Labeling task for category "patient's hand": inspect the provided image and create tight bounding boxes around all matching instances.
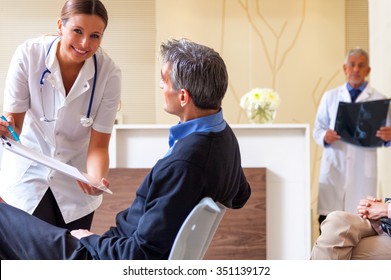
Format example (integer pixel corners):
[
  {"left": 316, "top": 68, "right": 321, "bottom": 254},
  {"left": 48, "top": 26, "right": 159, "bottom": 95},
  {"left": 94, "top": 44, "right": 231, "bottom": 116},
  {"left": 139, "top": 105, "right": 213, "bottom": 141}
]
[
  {"left": 357, "top": 196, "right": 387, "bottom": 220},
  {"left": 71, "top": 229, "right": 95, "bottom": 239}
]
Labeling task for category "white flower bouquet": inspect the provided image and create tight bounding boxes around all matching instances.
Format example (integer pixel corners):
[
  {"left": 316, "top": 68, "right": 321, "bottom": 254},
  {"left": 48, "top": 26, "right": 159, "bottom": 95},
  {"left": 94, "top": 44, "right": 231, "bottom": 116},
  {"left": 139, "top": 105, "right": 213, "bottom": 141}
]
[{"left": 240, "top": 88, "right": 281, "bottom": 124}]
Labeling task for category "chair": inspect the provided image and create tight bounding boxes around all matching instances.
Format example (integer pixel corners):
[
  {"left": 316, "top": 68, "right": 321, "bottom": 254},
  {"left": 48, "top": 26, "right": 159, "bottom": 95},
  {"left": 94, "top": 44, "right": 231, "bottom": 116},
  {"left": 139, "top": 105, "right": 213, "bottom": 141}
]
[{"left": 168, "top": 197, "right": 226, "bottom": 260}]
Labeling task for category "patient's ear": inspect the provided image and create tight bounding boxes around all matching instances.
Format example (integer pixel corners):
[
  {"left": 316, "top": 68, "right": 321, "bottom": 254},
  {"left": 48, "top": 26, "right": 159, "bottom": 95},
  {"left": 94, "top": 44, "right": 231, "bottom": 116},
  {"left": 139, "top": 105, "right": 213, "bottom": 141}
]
[{"left": 179, "top": 89, "right": 191, "bottom": 106}]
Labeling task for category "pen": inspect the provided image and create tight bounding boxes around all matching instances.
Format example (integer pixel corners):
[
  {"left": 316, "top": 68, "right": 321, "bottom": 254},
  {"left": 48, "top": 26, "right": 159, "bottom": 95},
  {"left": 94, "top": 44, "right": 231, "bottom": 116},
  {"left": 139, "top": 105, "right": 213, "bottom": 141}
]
[{"left": 1, "top": 115, "right": 20, "bottom": 142}]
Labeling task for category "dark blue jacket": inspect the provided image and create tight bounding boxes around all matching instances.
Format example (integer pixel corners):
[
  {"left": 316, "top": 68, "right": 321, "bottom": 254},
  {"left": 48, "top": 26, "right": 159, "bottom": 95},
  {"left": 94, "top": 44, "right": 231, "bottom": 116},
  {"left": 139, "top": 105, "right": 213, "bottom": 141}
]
[{"left": 80, "top": 125, "right": 251, "bottom": 259}]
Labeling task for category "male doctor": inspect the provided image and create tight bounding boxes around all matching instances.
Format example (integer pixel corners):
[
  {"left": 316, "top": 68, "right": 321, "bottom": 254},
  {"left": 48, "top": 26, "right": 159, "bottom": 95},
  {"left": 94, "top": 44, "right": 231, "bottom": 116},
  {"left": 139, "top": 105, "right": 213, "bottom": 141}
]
[{"left": 313, "top": 48, "right": 391, "bottom": 228}]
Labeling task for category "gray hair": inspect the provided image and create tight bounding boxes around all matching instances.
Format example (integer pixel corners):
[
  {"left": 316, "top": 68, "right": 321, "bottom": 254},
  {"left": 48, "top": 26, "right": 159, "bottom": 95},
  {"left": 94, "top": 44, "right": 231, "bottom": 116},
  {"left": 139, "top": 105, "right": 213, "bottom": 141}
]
[
  {"left": 159, "top": 38, "right": 228, "bottom": 110},
  {"left": 344, "top": 48, "right": 369, "bottom": 65}
]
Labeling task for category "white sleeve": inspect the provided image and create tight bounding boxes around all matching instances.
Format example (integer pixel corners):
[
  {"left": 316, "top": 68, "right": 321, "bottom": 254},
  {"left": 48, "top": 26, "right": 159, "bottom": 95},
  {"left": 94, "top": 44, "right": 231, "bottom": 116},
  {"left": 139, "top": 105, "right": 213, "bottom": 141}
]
[{"left": 3, "top": 43, "right": 31, "bottom": 113}]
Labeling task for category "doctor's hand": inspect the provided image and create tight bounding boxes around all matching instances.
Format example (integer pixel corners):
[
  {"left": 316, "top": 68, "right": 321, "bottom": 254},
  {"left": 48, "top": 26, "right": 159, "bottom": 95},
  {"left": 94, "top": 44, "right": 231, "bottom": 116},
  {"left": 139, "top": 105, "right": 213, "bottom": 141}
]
[
  {"left": 77, "top": 177, "right": 110, "bottom": 196},
  {"left": 357, "top": 196, "right": 387, "bottom": 220},
  {"left": 324, "top": 129, "right": 340, "bottom": 144},
  {"left": 376, "top": 126, "right": 391, "bottom": 142},
  {"left": 0, "top": 115, "right": 16, "bottom": 138}
]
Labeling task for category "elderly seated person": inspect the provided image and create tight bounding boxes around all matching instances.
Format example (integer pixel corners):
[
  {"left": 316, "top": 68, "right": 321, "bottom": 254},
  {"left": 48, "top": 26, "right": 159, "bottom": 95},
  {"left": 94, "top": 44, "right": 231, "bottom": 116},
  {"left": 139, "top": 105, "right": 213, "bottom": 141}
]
[{"left": 310, "top": 196, "right": 391, "bottom": 259}]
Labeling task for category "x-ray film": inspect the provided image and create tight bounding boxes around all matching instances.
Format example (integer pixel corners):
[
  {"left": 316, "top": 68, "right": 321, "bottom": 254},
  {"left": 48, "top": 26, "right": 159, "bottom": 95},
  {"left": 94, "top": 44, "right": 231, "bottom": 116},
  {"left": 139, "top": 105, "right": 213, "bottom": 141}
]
[{"left": 334, "top": 99, "right": 391, "bottom": 147}]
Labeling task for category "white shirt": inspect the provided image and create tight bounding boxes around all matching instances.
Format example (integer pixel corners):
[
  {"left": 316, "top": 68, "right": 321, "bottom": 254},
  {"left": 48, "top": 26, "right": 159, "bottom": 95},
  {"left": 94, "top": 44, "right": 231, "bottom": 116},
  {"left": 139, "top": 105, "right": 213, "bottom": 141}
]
[{"left": 0, "top": 35, "right": 121, "bottom": 223}]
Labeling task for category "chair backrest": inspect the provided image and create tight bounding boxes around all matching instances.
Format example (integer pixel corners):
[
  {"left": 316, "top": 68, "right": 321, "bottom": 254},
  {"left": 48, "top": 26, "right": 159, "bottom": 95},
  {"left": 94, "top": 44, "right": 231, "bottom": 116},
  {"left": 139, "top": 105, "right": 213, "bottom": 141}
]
[{"left": 168, "top": 197, "right": 226, "bottom": 260}]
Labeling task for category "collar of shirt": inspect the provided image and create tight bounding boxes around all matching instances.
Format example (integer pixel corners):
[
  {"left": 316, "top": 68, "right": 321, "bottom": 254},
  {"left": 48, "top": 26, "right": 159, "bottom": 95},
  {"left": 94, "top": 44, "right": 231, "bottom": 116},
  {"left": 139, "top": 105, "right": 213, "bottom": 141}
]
[
  {"left": 346, "top": 81, "right": 368, "bottom": 92},
  {"left": 44, "top": 36, "right": 61, "bottom": 76},
  {"left": 167, "top": 108, "right": 226, "bottom": 150}
]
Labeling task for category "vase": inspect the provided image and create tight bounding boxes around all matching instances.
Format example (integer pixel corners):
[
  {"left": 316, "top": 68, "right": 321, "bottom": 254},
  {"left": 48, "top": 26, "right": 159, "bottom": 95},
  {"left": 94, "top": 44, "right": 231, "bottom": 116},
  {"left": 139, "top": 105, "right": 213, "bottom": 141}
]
[{"left": 246, "top": 109, "right": 277, "bottom": 124}]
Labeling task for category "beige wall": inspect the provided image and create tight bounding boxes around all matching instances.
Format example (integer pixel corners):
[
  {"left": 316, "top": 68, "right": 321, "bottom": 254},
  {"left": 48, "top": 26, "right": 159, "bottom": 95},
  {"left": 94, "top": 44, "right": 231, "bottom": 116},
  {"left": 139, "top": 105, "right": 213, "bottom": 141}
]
[
  {"left": 155, "top": 0, "right": 346, "bottom": 126},
  {"left": 156, "top": 0, "right": 346, "bottom": 243}
]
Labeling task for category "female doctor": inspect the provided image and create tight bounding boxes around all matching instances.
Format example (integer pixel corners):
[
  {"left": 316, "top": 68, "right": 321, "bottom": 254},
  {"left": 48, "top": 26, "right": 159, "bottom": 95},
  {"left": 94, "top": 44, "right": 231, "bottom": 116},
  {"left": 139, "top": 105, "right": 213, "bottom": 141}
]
[{"left": 0, "top": 0, "right": 121, "bottom": 230}]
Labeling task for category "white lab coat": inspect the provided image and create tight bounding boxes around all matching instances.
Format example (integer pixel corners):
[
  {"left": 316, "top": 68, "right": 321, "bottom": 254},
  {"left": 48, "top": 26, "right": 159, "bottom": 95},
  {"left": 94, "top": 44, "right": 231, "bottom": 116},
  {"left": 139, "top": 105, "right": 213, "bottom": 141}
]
[
  {"left": 0, "top": 35, "right": 121, "bottom": 223},
  {"left": 313, "top": 83, "right": 390, "bottom": 215}
]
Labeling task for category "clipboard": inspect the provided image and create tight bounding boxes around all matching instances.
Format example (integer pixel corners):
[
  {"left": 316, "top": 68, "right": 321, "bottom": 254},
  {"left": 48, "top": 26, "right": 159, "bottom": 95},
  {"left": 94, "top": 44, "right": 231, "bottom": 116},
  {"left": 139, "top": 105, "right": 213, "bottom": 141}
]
[{"left": 0, "top": 136, "right": 112, "bottom": 194}]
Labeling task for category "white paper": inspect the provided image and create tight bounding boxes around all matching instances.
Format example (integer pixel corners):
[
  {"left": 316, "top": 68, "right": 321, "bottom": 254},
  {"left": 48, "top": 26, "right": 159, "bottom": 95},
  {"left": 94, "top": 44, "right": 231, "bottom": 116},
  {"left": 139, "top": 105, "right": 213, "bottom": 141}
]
[{"left": 1, "top": 137, "right": 112, "bottom": 194}]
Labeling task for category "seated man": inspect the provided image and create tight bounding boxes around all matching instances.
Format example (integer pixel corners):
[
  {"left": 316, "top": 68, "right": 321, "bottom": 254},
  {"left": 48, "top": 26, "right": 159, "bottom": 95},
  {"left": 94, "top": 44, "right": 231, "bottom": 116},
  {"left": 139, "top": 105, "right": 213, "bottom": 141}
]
[
  {"left": 0, "top": 38, "right": 251, "bottom": 260},
  {"left": 310, "top": 196, "right": 391, "bottom": 259}
]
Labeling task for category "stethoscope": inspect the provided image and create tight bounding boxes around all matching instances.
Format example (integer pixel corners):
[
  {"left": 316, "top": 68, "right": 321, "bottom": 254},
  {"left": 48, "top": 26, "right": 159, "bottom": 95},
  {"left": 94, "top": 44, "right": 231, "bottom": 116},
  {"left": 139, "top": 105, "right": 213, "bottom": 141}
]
[{"left": 39, "top": 37, "right": 97, "bottom": 127}]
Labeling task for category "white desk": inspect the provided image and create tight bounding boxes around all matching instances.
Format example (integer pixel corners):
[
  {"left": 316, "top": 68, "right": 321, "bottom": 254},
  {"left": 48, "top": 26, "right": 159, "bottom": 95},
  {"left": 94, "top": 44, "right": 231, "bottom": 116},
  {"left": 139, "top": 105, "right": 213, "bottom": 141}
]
[{"left": 109, "top": 124, "right": 311, "bottom": 260}]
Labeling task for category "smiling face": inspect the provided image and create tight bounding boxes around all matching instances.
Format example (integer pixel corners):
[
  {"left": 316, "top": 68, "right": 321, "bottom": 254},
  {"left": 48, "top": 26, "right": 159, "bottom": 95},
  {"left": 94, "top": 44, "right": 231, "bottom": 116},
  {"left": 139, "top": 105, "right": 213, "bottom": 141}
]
[{"left": 57, "top": 13, "right": 105, "bottom": 65}]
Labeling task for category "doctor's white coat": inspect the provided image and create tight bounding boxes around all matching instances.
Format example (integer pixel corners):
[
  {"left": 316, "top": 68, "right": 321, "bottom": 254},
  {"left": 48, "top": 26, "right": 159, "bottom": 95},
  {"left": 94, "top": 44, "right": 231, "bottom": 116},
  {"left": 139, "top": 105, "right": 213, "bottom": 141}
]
[
  {"left": 0, "top": 36, "right": 121, "bottom": 223},
  {"left": 313, "top": 83, "right": 390, "bottom": 215}
]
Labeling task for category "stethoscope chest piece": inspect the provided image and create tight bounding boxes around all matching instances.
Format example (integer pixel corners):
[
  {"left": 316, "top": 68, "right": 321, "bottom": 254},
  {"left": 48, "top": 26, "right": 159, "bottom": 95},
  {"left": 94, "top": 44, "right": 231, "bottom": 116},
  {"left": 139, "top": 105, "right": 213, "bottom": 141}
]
[{"left": 80, "top": 116, "right": 94, "bottom": 127}]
